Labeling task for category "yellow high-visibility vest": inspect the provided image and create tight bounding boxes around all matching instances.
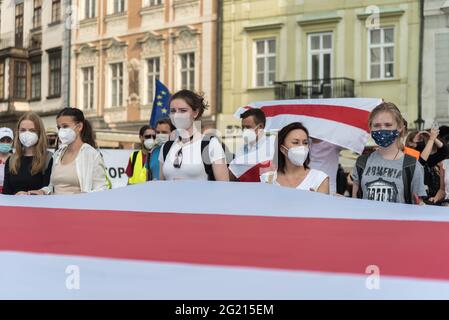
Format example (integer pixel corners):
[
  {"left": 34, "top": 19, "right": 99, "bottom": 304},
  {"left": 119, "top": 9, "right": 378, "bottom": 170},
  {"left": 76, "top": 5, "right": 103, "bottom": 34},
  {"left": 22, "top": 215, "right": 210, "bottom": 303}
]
[{"left": 128, "top": 150, "right": 147, "bottom": 185}]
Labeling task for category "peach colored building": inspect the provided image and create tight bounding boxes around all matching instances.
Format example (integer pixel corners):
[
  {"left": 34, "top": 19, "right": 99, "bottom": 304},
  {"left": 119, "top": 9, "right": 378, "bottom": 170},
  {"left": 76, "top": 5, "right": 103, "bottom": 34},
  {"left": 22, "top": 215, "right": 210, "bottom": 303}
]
[{"left": 71, "top": 0, "right": 218, "bottom": 148}]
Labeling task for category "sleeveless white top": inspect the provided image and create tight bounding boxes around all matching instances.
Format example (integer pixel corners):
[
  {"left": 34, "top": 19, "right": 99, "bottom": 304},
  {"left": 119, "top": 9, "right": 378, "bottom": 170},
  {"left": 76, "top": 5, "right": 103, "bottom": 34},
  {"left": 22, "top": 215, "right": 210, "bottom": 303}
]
[{"left": 260, "top": 169, "right": 328, "bottom": 191}]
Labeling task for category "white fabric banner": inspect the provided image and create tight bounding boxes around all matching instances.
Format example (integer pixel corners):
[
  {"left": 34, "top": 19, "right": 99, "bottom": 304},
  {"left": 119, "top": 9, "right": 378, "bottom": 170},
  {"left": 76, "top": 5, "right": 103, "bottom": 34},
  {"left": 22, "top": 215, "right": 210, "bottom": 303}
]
[
  {"left": 100, "top": 149, "right": 134, "bottom": 188},
  {"left": 1, "top": 182, "right": 449, "bottom": 299}
]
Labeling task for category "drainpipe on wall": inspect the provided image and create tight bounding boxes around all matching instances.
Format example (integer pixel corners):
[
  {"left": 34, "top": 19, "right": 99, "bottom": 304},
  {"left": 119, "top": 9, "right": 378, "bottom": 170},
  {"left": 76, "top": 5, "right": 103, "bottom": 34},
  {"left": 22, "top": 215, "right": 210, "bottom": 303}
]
[
  {"left": 415, "top": 0, "right": 425, "bottom": 130},
  {"left": 62, "top": 0, "right": 72, "bottom": 108},
  {"left": 215, "top": 0, "right": 223, "bottom": 122}
]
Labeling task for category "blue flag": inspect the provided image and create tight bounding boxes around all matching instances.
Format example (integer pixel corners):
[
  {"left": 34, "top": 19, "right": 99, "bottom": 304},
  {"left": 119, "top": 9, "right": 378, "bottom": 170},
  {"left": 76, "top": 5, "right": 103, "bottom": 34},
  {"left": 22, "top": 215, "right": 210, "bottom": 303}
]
[{"left": 149, "top": 79, "right": 171, "bottom": 128}]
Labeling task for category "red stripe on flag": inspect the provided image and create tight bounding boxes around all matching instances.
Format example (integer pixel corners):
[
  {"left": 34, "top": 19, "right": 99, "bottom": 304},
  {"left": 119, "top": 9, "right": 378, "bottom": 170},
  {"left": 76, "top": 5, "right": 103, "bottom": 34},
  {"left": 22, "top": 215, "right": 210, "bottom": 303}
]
[
  {"left": 237, "top": 161, "right": 272, "bottom": 182},
  {"left": 1, "top": 206, "right": 449, "bottom": 281},
  {"left": 251, "top": 104, "right": 370, "bottom": 131}
]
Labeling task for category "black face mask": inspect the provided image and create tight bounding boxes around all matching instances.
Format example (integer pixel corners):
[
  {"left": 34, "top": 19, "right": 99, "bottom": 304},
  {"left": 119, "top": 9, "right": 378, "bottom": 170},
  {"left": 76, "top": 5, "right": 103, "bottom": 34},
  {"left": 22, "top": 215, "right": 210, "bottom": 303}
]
[{"left": 416, "top": 141, "right": 426, "bottom": 152}]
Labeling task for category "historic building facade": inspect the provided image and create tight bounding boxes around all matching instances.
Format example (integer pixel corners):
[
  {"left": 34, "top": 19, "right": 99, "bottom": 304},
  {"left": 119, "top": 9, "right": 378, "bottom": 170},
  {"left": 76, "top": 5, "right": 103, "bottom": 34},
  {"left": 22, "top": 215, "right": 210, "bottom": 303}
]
[
  {"left": 218, "top": 0, "right": 421, "bottom": 135},
  {"left": 0, "top": 0, "right": 70, "bottom": 130},
  {"left": 71, "top": 0, "right": 218, "bottom": 147}
]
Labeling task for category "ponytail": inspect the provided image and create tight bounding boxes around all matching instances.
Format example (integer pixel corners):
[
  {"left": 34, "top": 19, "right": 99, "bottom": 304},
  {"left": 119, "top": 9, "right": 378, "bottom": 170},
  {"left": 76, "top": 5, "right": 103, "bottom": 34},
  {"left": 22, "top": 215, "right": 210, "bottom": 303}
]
[{"left": 81, "top": 119, "right": 97, "bottom": 148}]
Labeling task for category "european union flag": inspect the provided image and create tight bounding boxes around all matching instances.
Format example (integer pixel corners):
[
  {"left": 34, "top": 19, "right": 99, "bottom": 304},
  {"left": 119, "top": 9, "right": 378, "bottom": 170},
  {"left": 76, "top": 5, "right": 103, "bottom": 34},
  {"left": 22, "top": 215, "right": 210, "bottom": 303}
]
[{"left": 149, "top": 79, "right": 171, "bottom": 128}]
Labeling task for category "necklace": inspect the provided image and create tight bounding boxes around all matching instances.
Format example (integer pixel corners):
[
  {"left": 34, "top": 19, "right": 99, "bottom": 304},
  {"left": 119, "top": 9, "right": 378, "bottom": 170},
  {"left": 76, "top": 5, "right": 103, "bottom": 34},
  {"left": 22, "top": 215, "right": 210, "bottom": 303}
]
[{"left": 393, "top": 149, "right": 401, "bottom": 160}]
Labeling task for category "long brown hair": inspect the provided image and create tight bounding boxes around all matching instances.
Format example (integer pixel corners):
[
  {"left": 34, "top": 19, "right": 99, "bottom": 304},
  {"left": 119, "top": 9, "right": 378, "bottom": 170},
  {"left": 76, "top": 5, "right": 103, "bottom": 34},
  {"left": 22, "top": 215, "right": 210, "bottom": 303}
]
[
  {"left": 275, "top": 122, "right": 311, "bottom": 174},
  {"left": 10, "top": 112, "right": 48, "bottom": 175}
]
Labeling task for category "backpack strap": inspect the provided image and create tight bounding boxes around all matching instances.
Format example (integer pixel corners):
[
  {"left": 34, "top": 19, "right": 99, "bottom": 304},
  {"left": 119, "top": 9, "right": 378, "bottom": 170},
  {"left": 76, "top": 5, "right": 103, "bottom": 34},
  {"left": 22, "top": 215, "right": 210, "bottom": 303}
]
[
  {"left": 162, "top": 141, "right": 175, "bottom": 162},
  {"left": 200, "top": 138, "right": 215, "bottom": 181},
  {"left": 355, "top": 154, "right": 370, "bottom": 199},
  {"left": 402, "top": 154, "right": 417, "bottom": 204},
  {"left": 131, "top": 150, "right": 139, "bottom": 167}
]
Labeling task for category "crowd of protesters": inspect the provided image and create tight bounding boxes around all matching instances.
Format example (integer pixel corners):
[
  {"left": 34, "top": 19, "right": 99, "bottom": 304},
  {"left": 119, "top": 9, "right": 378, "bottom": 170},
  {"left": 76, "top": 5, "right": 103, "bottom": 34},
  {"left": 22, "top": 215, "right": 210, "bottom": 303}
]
[{"left": 2, "top": 89, "right": 449, "bottom": 207}]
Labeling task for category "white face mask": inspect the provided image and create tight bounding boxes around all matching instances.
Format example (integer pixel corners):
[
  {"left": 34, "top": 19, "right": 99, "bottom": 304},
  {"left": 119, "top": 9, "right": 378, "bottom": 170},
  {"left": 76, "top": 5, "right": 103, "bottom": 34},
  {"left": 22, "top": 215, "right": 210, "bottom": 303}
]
[
  {"left": 156, "top": 134, "right": 169, "bottom": 145},
  {"left": 242, "top": 129, "right": 258, "bottom": 145},
  {"left": 284, "top": 145, "right": 309, "bottom": 167},
  {"left": 170, "top": 113, "right": 193, "bottom": 130},
  {"left": 19, "top": 131, "right": 39, "bottom": 148},
  {"left": 58, "top": 127, "right": 77, "bottom": 145},
  {"left": 144, "top": 138, "right": 155, "bottom": 150}
]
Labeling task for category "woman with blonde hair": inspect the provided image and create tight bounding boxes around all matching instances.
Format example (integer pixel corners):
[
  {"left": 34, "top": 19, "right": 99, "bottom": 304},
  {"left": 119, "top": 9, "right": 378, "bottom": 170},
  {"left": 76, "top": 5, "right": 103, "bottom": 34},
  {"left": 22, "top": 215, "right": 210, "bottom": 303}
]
[
  {"left": 351, "top": 102, "right": 426, "bottom": 205},
  {"left": 2, "top": 112, "right": 53, "bottom": 195}
]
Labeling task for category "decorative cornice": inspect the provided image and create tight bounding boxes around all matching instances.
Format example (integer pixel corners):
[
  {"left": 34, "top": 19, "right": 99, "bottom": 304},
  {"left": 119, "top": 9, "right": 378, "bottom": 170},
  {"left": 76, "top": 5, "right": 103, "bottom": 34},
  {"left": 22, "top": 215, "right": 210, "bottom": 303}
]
[
  {"left": 357, "top": 7, "right": 405, "bottom": 20},
  {"left": 297, "top": 12, "right": 342, "bottom": 26},
  {"left": 244, "top": 23, "right": 284, "bottom": 32}
]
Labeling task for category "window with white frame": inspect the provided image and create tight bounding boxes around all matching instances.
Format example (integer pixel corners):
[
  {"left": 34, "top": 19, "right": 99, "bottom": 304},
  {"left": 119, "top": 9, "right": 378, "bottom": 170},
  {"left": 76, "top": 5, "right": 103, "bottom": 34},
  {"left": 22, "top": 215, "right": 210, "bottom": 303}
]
[
  {"left": 147, "top": 57, "right": 160, "bottom": 103},
  {"left": 254, "top": 39, "right": 276, "bottom": 87},
  {"left": 368, "top": 27, "right": 395, "bottom": 80},
  {"left": 82, "top": 67, "right": 94, "bottom": 110},
  {"left": 110, "top": 0, "right": 125, "bottom": 14},
  {"left": 143, "top": 0, "right": 163, "bottom": 7},
  {"left": 308, "top": 32, "right": 332, "bottom": 80},
  {"left": 179, "top": 53, "right": 195, "bottom": 90},
  {"left": 84, "top": 0, "right": 96, "bottom": 19},
  {"left": 110, "top": 63, "right": 123, "bottom": 107}
]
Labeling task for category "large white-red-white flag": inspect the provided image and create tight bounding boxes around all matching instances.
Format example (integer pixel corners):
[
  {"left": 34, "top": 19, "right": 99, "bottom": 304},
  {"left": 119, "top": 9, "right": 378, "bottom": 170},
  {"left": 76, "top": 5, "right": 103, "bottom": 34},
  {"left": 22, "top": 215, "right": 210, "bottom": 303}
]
[
  {"left": 230, "top": 98, "right": 382, "bottom": 182},
  {"left": 1, "top": 181, "right": 449, "bottom": 299}
]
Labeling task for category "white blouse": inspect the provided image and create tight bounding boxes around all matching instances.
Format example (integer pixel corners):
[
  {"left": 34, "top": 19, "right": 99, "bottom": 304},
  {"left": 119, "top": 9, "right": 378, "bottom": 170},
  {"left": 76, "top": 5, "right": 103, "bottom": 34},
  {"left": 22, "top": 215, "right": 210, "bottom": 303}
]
[
  {"left": 260, "top": 169, "right": 328, "bottom": 191},
  {"left": 159, "top": 136, "right": 226, "bottom": 181}
]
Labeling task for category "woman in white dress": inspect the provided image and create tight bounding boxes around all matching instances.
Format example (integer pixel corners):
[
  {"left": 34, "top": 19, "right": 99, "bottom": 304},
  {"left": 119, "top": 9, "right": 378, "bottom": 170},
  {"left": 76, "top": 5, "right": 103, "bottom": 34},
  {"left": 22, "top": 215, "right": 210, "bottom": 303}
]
[{"left": 260, "top": 122, "right": 329, "bottom": 194}]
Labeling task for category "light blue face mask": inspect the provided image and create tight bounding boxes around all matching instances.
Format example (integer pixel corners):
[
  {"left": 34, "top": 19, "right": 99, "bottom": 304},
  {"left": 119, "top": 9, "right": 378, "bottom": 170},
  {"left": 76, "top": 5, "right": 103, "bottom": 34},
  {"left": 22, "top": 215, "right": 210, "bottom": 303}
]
[{"left": 0, "top": 143, "right": 12, "bottom": 154}]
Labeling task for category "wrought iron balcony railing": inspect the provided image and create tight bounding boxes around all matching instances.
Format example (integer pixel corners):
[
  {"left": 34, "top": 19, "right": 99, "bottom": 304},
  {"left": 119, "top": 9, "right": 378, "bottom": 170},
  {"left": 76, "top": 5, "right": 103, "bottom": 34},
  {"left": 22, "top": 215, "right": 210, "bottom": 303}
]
[{"left": 274, "top": 78, "right": 355, "bottom": 100}]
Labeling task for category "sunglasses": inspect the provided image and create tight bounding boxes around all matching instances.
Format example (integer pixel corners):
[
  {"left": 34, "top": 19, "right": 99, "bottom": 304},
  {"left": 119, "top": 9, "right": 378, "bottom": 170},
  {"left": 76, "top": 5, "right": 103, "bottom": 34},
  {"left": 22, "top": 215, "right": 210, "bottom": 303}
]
[
  {"left": 144, "top": 134, "right": 156, "bottom": 140},
  {"left": 173, "top": 148, "right": 183, "bottom": 169}
]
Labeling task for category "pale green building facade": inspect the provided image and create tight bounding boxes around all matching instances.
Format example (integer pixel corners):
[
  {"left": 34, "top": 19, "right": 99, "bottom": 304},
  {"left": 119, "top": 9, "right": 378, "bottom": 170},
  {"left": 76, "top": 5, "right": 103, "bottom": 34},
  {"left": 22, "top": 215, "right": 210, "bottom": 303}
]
[{"left": 218, "top": 0, "right": 420, "bottom": 135}]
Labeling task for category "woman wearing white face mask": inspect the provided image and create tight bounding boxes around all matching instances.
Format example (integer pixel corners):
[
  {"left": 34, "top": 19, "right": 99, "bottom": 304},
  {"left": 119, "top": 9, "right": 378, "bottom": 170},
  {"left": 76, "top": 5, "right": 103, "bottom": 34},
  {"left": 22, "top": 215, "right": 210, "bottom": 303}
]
[
  {"left": 159, "top": 90, "right": 229, "bottom": 181},
  {"left": 2, "top": 112, "right": 53, "bottom": 195},
  {"left": 28, "top": 107, "right": 109, "bottom": 195},
  {"left": 260, "top": 122, "right": 330, "bottom": 194}
]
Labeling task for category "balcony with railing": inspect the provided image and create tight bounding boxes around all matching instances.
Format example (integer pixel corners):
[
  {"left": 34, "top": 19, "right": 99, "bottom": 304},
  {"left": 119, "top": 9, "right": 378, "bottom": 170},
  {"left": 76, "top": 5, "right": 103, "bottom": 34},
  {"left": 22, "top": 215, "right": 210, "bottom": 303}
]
[{"left": 274, "top": 78, "right": 355, "bottom": 100}]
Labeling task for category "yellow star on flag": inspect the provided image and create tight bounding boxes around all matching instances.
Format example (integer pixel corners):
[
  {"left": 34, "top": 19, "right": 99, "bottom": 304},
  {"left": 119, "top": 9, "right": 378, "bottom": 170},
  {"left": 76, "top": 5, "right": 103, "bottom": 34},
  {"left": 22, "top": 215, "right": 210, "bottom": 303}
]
[
  {"left": 161, "top": 91, "right": 167, "bottom": 95},
  {"left": 157, "top": 101, "right": 163, "bottom": 107},
  {"left": 157, "top": 95, "right": 163, "bottom": 100},
  {"left": 162, "top": 108, "right": 168, "bottom": 114}
]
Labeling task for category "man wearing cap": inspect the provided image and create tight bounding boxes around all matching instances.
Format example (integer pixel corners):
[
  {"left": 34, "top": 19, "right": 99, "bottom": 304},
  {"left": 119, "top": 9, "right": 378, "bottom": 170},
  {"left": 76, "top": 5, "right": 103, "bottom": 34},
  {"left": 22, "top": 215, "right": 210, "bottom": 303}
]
[
  {"left": 0, "top": 127, "right": 14, "bottom": 193},
  {"left": 46, "top": 128, "right": 59, "bottom": 149}
]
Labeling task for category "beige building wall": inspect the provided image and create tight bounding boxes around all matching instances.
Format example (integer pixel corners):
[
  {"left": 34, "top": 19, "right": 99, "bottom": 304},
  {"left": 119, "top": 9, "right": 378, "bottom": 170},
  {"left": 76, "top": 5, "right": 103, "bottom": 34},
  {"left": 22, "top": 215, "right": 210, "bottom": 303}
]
[{"left": 70, "top": 0, "right": 218, "bottom": 147}]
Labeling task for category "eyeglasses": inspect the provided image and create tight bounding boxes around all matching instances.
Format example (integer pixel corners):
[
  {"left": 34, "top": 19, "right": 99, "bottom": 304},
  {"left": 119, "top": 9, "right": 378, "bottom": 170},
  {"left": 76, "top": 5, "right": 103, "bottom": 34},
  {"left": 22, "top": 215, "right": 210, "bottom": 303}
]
[{"left": 173, "top": 148, "right": 183, "bottom": 169}]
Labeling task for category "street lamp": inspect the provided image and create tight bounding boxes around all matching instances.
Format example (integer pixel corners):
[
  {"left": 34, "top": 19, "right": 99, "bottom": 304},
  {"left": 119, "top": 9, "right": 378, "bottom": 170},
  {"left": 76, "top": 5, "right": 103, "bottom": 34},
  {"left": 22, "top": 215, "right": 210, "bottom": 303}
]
[
  {"left": 414, "top": 118, "right": 425, "bottom": 131},
  {"left": 416, "top": 0, "right": 425, "bottom": 132}
]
